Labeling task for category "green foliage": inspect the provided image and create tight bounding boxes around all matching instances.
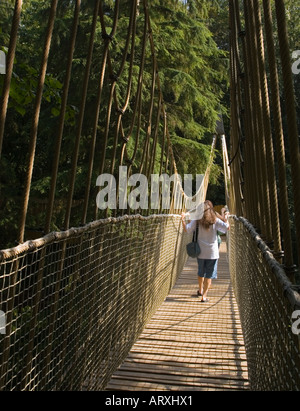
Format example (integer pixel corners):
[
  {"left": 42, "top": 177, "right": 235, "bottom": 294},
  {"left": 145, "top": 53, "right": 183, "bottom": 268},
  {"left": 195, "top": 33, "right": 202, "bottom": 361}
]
[
  {"left": 149, "top": 0, "right": 229, "bottom": 142},
  {"left": 171, "top": 134, "right": 212, "bottom": 175},
  {"left": 145, "top": 0, "right": 229, "bottom": 205},
  {"left": 0, "top": 0, "right": 230, "bottom": 248}
]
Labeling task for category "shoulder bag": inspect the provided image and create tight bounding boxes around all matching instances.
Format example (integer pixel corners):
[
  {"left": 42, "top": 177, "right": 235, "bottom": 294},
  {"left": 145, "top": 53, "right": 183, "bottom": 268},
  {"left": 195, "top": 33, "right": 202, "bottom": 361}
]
[{"left": 186, "top": 222, "right": 201, "bottom": 258}]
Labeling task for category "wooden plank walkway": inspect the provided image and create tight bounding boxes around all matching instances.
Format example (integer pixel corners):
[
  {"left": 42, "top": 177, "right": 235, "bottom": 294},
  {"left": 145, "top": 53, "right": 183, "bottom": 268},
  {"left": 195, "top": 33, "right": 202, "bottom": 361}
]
[{"left": 106, "top": 240, "right": 249, "bottom": 391}]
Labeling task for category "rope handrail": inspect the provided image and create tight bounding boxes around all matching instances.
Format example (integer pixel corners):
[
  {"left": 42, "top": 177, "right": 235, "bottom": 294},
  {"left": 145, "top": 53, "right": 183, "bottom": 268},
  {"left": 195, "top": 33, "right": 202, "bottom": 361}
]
[{"left": 0, "top": 213, "right": 181, "bottom": 262}]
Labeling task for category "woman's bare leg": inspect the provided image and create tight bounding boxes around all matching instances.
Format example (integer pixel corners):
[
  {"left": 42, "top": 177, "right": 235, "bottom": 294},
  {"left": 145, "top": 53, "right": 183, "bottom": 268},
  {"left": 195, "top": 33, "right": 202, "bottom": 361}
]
[
  {"left": 202, "top": 278, "right": 212, "bottom": 301},
  {"left": 198, "top": 276, "right": 204, "bottom": 296}
]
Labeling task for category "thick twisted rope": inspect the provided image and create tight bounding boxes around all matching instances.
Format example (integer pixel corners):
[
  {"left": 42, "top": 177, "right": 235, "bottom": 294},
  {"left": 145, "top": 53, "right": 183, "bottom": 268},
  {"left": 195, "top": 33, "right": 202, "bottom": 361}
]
[
  {"left": 275, "top": 0, "right": 300, "bottom": 265},
  {"left": 262, "top": 0, "right": 295, "bottom": 276},
  {"left": 0, "top": 0, "right": 23, "bottom": 158}
]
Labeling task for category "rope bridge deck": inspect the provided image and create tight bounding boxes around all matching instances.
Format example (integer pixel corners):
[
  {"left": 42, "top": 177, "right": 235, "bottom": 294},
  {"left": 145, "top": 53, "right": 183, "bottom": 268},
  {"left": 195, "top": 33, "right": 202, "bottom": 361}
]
[{"left": 106, "top": 240, "right": 249, "bottom": 391}]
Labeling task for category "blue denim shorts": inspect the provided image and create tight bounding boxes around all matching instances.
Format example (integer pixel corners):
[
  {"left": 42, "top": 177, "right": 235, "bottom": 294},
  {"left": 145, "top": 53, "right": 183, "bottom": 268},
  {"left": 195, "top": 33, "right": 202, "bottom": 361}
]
[{"left": 197, "top": 258, "right": 218, "bottom": 279}]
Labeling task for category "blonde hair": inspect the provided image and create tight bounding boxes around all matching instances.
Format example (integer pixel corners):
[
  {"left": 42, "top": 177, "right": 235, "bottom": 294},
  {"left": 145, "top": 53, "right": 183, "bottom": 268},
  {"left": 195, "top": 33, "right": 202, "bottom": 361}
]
[{"left": 199, "top": 200, "right": 217, "bottom": 230}]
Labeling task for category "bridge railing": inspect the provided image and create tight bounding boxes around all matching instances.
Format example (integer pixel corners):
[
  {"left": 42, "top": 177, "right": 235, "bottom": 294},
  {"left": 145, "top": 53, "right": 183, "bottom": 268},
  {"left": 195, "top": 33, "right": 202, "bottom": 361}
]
[
  {"left": 0, "top": 214, "right": 189, "bottom": 391},
  {"left": 229, "top": 216, "right": 300, "bottom": 390}
]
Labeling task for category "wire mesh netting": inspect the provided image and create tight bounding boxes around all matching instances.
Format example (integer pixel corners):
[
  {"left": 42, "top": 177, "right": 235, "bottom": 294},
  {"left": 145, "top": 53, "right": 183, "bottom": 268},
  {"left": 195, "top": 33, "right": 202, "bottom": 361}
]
[
  {"left": 229, "top": 217, "right": 300, "bottom": 390},
  {"left": 0, "top": 214, "right": 189, "bottom": 390}
]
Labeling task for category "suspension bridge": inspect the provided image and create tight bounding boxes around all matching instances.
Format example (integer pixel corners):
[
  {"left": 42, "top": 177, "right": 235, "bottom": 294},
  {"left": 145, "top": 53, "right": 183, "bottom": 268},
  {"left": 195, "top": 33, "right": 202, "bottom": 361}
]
[{"left": 0, "top": 0, "right": 300, "bottom": 391}]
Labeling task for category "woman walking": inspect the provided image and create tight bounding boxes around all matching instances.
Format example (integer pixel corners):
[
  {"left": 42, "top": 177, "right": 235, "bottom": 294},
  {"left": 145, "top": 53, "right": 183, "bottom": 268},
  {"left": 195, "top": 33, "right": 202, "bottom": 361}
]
[{"left": 181, "top": 201, "right": 229, "bottom": 302}]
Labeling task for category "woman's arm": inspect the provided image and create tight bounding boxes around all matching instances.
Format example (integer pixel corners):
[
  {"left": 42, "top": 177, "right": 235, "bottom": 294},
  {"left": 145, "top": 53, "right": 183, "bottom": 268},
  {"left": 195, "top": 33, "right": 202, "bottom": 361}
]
[
  {"left": 216, "top": 207, "right": 229, "bottom": 223},
  {"left": 215, "top": 217, "right": 229, "bottom": 233},
  {"left": 181, "top": 213, "right": 196, "bottom": 233},
  {"left": 181, "top": 213, "right": 188, "bottom": 232}
]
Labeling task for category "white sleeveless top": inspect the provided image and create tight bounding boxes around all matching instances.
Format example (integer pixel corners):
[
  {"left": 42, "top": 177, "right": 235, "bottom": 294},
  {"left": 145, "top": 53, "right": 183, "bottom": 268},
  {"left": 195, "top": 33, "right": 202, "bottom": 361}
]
[{"left": 186, "top": 218, "right": 229, "bottom": 260}]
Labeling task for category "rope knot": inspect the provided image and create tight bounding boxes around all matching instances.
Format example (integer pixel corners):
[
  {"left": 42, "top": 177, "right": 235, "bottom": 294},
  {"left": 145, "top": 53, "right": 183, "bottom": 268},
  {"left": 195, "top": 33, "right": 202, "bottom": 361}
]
[
  {"left": 102, "top": 32, "right": 113, "bottom": 41},
  {"left": 109, "top": 73, "right": 119, "bottom": 82},
  {"left": 116, "top": 107, "right": 125, "bottom": 115}
]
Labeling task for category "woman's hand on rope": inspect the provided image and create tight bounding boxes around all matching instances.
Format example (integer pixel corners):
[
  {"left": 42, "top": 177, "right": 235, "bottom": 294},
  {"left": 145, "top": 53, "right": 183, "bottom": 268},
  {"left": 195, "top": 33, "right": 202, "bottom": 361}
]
[
  {"left": 181, "top": 213, "right": 188, "bottom": 232},
  {"left": 221, "top": 208, "right": 229, "bottom": 222}
]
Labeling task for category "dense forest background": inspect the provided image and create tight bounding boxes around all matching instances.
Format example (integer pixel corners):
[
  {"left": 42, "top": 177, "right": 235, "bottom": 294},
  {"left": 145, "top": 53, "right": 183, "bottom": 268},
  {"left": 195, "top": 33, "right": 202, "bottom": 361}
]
[{"left": 0, "top": 0, "right": 299, "bottom": 249}]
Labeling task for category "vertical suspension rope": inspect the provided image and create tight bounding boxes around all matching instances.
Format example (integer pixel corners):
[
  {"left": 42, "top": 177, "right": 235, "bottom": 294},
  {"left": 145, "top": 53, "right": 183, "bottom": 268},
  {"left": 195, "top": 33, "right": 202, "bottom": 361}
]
[
  {"left": 17, "top": 0, "right": 58, "bottom": 244},
  {"left": 233, "top": 0, "right": 256, "bottom": 223},
  {"left": 145, "top": 1, "right": 166, "bottom": 182},
  {"left": 63, "top": 0, "right": 101, "bottom": 230},
  {"left": 97, "top": 1, "right": 120, "bottom": 180},
  {"left": 0, "top": 0, "right": 23, "bottom": 159},
  {"left": 108, "top": 0, "right": 137, "bottom": 178},
  {"left": 139, "top": 51, "right": 156, "bottom": 176},
  {"left": 275, "top": 0, "right": 300, "bottom": 265},
  {"left": 233, "top": 0, "right": 257, "bottom": 226},
  {"left": 229, "top": 0, "right": 243, "bottom": 216},
  {"left": 243, "top": 0, "right": 263, "bottom": 228},
  {"left": 45, "top": 0, "right": 81, "bottom": 234},
  {"left": 245, "top": 0, "right": 272, "bottom": 241},
  {"left": 240, "top": 2, "right": 262, "bottom": 228},
  {"left": 253, "top": 0, "right": 282, "bottom": 259},
  {"left": 121, "top": 9, "right": 148, "bottom": 171},
  {"left": 262, "top": 0, "right": 295, "bottom": 278},
  {"left": 112, "top": 2, "right": 139, "bottom": 217},
  {"left": 81, "top": 44, "right": 108, "bottom": 224}
]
